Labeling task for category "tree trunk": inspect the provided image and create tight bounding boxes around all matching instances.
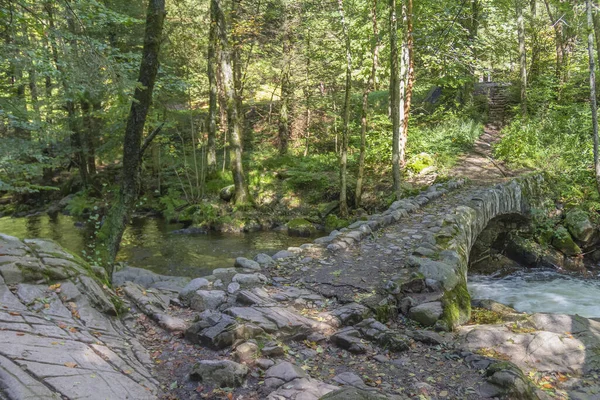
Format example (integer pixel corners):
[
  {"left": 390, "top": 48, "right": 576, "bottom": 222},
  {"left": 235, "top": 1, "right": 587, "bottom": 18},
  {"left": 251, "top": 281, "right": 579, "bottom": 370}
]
[
  {"left": 337, "top": 0, "right": 352, "bottom": 217},
  {"left": 356, "top": 0, "right": 379, "bottom": 209},
  {"left": 278, "top": 34, "right": 292, "bottom": 156},
  {"left": 207, "top": 0, "right": 218, "bottom": 176},
  {"left": 587, "top": 0, "right": 600, "bottom": 194},
  {"left": 543, "top": 0, "right": 565, "bottom": 83},
  {"left": 217, "top": 0, "right": 251, "bottom": 205},
  {"left": 401, "top": 0, "right": 414, "bottom": 135},
  {"left": 529, "top": 0, "right": 540, "bottom": 81},
  {"left": 81, "top": 100, "right": 99, "bottom": 177},
  {"left": 593, "top": 1, "right": 600, "bottom": 75},
  {"left": 390, "top": 0, "right": 401, "bottom": 196},
  {"left": 97, "top": 0, "right": 166, "bottom": 269},
  {"left": 516, "top": 0, "right": 527, "bottom": 117}
]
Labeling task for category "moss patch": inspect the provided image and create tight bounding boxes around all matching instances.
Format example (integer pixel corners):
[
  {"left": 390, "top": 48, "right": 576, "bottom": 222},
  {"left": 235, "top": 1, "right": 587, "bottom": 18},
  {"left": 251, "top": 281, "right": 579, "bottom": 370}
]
[{"left": 441, "top": 282, "right": 471, "bottom": 330}]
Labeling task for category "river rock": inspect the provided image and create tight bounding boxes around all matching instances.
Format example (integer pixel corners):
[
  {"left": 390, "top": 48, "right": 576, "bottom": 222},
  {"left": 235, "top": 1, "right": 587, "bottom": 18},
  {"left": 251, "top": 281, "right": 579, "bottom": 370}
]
[
  {"left": 234, "top": 342, "right": 258, "bottom": 363},
  {"left": 330, "top": 328, "right": 369, "bottom": 354},
  {"left": 287, "top": 218, "right": 316, "bottom": 237},
  {"left": 185, "top": 311, "right": 237, "bottom": 349},
  {"left": 565, "top": 208, "right": 595, "bottom": 244},
  {"left": 551, "top": 226, "right": 582, "bottom": 256},
  {"left": 179, "top": 277, "right": 210, "bottom": 305},
  {"left": 264, "top": 361, "right": 307, "bottom": 388},
  {"left": 272, "top": 250, "right": 295, "bottom": 260},
  {"left": 220, "top": 185, "right": 236, "bottom": 202},
  {"left": 254, "top": 253, "right": 275, "bottom": 266},
  {"left": 189, "top": 360, "right": 248, "bottom": 388},
  {"left": 320, "top": 387, "right": 407, "bottom": 400},
  {"left": 190, "top": 290, "right": 227, "bottom": 311},
  {"left": 234, "top": 257, "right": 261, "bottom": 271},
  {"left": 408, "top": 302, "right": 443, "bottom": 326},
  {"left": 330, "top": 303, "right": 371, "bottom": 326},
  {"left": 113, "top": 266, "right": 190, "bottom": 292},
  {"left": 232, "top": 273, "right": 268, "bottom": 286},
  {"left": 483, "top": 361, "right": 539, "bottom": 400},
  {"left": 227, "top": 282, "right": 241, "bottom": 294}
]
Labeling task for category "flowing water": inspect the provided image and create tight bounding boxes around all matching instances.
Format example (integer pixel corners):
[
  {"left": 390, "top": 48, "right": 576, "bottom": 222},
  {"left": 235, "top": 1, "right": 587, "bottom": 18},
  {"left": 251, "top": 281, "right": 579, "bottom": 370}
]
[
  {"left": 0, "top": 214, "right": 315, "bottom": 278},
  {"left": 468, "top": 270, "right": 600, "bottom": 318}
]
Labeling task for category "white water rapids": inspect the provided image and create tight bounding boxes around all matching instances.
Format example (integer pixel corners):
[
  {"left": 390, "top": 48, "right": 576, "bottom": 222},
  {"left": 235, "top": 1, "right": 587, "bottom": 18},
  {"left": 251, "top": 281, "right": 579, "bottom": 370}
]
[{"left": 468, "top": 270, "right": 600, "bottom": 318}]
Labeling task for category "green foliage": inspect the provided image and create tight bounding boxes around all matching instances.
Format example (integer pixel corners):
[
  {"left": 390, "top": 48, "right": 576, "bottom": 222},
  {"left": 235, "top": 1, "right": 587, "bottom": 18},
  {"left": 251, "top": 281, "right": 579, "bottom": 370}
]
[
  {"left": 0, "top": 138, "right": 59, "bottom": 194},
  {"left": 65, "top": 191, "right": 96, "bottom": 218},
  {"left": 408, "top": 116, "right": 483, "bottom": 172},
  {"left": 158, "top": 188, "right": 186, "bottom": 221},
  {"left": 495, "top": 106, "right": 600, "bottom": 211}
]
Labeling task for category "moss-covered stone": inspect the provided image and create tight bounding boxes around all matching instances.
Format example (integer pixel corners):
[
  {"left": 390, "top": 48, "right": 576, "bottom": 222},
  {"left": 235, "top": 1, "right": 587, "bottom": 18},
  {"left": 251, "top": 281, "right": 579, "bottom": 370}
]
[
  {"left": 551, "top": 226, "right": 582, "bottom": 256},
  {"left": 441, "top": 282, "right": 471, "bottom": 330},
  {"left": 564, "top": 208, "right": 595, "bottom": 243},
  {"left": 325, "top": 214, "right": 349, "bottom": 231},
  {"left": 287, "top": 218, "right": 316, "bottom": 237}
]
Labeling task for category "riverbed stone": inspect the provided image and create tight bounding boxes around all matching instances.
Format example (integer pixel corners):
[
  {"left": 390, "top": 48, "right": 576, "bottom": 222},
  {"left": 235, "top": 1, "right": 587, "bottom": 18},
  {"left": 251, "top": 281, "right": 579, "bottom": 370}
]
[
  {"left": 189, "top": 359, "right": 248, "bottom": 387},
  {"left": 190, "top": 290, "right": 227, "bottom": 311},
  {"left": 232, "top": 273, "right": 268, "bottom": 286},
  {"left": 254, "top": 253, "right": 275, "bottom": 266},
  {"left": 565, "top": 208, "right": 595, "bottom": 244},
  {"left": 320, "top": 387, "right": 407, "bottom": 400},
  {"left": 408, "top": 302, "right": 444, "bottom": 326},
  {"left": 234, "top": 341, "right": 258, "bottom": 363},
  {"left": 235, "top": 257, "right": 261, "bottom": 271},
  {"left": 185, "top": 311, "right": 237, "bottom": 348},
  {"left": 179, "top": 277, "right": 210, "bottom": 304},
  {"left": 551, "top": 226, "right": 582, "bottom": 256},
  {"left": 265, "top": 361, "right": 307, "bottom": 388},
  {"left": 287, "top": 218, "right": 316, "bottom": 237}
]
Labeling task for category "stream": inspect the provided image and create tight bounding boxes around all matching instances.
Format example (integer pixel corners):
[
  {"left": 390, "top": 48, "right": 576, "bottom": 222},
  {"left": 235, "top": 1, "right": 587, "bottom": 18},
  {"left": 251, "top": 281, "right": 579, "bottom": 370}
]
[
  {"left": 0, "top": 214, "right": 315, "bottom": 278},
  {"left": 468, "top": 269, "right": 600, "bottom": 318}
]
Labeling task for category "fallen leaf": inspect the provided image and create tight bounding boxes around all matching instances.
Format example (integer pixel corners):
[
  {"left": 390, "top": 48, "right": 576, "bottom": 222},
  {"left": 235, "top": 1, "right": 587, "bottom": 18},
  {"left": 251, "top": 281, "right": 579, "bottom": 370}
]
[
  {"left": 16, "top": 332, "right": 25, "bottom": 336},
  {"left": 49, "top": 283, "right": 61, "bottom": 291},
  {"left": 439, "top": 390, "right": 448, "bottom": 397},
  {"left": 8, "top": 312, "right": 20, "bottom": 316},
  {"left": 64, "top": 362, "right": 77, "bottom": 368}
]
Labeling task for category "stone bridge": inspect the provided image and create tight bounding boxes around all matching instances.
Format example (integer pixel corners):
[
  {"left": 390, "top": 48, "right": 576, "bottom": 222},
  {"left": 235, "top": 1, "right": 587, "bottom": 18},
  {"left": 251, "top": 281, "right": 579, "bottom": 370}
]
[{"left": 306, "top": 174, "right": 547, "bottom": 330}]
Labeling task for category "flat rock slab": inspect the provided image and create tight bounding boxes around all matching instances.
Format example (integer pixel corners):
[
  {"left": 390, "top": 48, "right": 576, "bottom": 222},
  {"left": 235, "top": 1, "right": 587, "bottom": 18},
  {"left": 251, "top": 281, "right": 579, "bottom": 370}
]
[
  {"left": 460, "top": 313, "right": 600, "bottom": 398},
  {"left": 0, "top": 235, "right": 159, "bottom": 400}
]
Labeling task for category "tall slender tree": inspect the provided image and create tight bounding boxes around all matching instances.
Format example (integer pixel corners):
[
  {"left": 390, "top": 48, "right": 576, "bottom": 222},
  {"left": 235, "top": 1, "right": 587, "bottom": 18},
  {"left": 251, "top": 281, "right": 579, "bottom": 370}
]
[
  {"left": 356, "top": 0, "right": 380, "bottom": 208},
  {"left": 207, "top": 0, "right": 219, "bottom": 176},
  {"left": 586, "top": 0, "right": 600, "bottom": 194},
  {"left": 337, "top": 0, "right": 352, "bottom": 217},
  {"left": 97, "top": 0, "right": 166, "bottom": 269},
  {"left": 516, "top": 0, "right": 527, "bottom": 117}
]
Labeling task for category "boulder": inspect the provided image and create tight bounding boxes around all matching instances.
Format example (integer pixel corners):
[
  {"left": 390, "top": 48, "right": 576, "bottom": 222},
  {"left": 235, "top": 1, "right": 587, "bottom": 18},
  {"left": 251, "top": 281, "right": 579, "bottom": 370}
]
[
  {"left": 220, "top": 185, "right": 236, "bottom": 202},
  {"left": 287, "top": 218, "right": 316, "bottom": 237},
  {"left": 189, "top": 290, "right": 227, "bottom": 311},
  {"left": 565, "top": 209, "right": 595, "bottom": 244},
  {"left": 254, "top": 253, "right": 275, "bottom": 266},
  {"left": 179, "top": 278, "right": 210, "bottom": 305},
  {"left": 189, "top": 360, "right": 248, "bottom": 388},
  {"left": 264, "top": 361, "right": 307, "bottom": 388},
  {"left": 232, "top": 273, "right": 268, "bottom": 286},
  {"left": 408, "top": 302, "right": 443, "bottom": 326},
  {"left": 234, "top": 342, "right": 258, "bottom": 363},
  {"left": 552, "top": 226, "right": 582, "bottom": 256},
  {"left": 320, "top": 387, "right": 407, "bottom": 400},
  {"left": 234, "top": 257, "right": 261, "bottom": 271},
  {"left": 185, "top": 311, "right": 237, "bottom": 349},
  {"left": 330, "top": 328, "right": 369, "bottom": 354}
]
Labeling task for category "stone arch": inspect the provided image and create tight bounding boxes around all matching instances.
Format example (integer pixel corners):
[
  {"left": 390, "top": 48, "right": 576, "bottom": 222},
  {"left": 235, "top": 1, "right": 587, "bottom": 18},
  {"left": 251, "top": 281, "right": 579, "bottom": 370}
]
[{"left": 401, "top": 175, "right": 546, "bottom": 330}]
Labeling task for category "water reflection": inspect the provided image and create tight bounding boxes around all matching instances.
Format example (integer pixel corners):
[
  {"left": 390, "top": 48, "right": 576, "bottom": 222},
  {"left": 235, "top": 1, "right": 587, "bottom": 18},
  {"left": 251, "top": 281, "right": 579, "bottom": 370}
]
[{"left": 0, "top": 215, "right": 315, "bottom": 278}]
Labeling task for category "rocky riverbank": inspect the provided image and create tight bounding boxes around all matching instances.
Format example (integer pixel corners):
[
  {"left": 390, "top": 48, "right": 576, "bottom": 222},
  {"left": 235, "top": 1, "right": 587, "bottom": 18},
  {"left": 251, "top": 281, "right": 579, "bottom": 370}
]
[{"left": 2, "top": 176, "right": 600, "bottom": 400}]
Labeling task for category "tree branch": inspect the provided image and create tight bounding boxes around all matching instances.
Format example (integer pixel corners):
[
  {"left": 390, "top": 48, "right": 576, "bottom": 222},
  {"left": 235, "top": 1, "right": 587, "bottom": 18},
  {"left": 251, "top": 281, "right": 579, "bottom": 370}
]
[{"left": 140, "top": 122, "right": 165, "bottom": 156}]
